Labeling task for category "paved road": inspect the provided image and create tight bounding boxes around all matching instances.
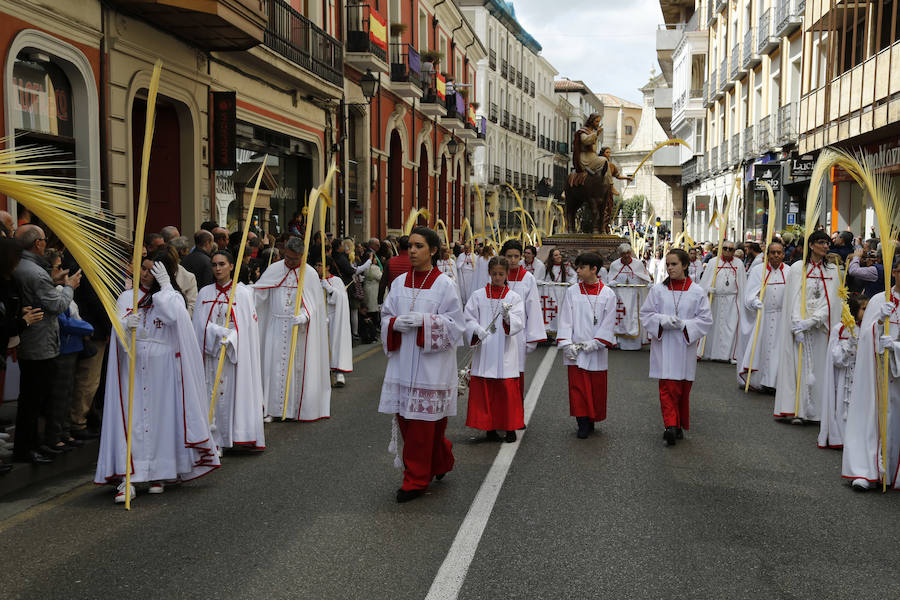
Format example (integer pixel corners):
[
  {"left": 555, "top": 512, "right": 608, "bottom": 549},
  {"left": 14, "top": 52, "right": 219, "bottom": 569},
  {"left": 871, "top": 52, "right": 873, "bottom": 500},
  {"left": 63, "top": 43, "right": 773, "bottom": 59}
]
[{"left": 1, "top": 346, "right": 899, "bottom": 599}]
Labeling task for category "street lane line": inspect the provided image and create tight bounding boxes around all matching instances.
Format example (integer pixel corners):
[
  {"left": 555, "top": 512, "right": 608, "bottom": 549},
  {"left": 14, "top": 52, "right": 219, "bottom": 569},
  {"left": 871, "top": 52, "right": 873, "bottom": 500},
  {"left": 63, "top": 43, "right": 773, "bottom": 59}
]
[
  {"left": 353, "top": 345, "right": 382, "bottom": 364},
  {"left": 425, "top": 346, "right": 558, "bottom": 600},
  {"left": 0, "top": 482, "right": 94, "bottom": 534}
]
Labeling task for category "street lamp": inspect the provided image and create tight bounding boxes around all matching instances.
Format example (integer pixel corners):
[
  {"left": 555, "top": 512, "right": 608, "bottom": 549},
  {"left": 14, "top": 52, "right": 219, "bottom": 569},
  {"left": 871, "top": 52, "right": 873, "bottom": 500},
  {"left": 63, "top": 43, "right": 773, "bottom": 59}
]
[
  {"left": 360, "top": 69, "right": 379, "bottom": 101},
  {"left": 447, "top": 135, "right": 459, "bottom": 156}
]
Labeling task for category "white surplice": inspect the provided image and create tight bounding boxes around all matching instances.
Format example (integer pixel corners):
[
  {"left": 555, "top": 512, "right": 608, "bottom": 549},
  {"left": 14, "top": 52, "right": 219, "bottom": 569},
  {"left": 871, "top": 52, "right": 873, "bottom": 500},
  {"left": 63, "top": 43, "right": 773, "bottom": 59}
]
[
  {"left": 95, "top": 287, "right": 219, "bottom": 484},
  {"left": 556, "top": 282, "right": 617, "bottom": 371},
  {"left": 506, "top": 266, "right": 547, "bottom": 371},
  {"left": 254, "top": 260, "right": 331, "bottom": 421},
  {"left": 688, "top": 259, "right": 705, "bottom": 282},
  {"left": 608, "top": 258, "right": 652, "bottom": 350},
  {"left": 773, "top": 259, "right": 841, "bottom": 420},
  {"left": 698, "top": 257, "right": 746, "bottom": 361},
  {"left": 464, "top": 285, "right": 524, "bottom": 379},
  {"left": 737, "top": 262, "right": 790, "bottom": 389},
  {"left": 192, "top": 282, "right": 266, "bottom": 450},
  {"left": 524, "top": 257, "right": 546, "bottom": 282},
  {"left": 818, "top": 323, "right": 857, "bottom": 449},
  {"left": 456, "top": 252, "right": 476, "bottom": 304},
  {"left": 379, "top": 269, "right": 465, "bottom": 420},
  {"left": 323, "top": 275, "right": 353, "bottom": 373},
  {"left": 640, "top": 280, "right": 713, "bottom": 381},
  {"left": 539, "top": 264, "right": 577, "bottom": 334},
  {"left": 841, "top": 292, "right": 900, "bottom": 487},
  {"left": 472, "top": 254, "right": 491, "bottom": 294}
]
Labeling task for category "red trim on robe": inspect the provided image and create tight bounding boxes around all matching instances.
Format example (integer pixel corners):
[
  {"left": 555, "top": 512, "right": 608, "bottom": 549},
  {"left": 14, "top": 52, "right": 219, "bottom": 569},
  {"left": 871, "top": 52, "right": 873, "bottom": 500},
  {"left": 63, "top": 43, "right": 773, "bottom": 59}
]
[{"left": 386, "top": 317, "right": 401, "bottom": 351}]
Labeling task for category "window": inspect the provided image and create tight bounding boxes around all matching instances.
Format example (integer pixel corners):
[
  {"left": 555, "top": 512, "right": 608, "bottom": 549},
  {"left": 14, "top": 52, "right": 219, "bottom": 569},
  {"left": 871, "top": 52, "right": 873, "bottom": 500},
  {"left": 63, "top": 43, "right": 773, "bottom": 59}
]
[
  {"left": 418, "top": 10, "right": 428, "bottom": 51},
  {"left": 625, "top": 125, "right": 633, "bottom": 135}
]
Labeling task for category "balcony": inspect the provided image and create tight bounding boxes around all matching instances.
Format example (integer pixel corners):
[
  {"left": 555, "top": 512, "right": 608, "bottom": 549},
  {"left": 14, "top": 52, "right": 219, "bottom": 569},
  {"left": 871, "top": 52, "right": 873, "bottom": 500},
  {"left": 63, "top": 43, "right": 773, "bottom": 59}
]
[
  {"left": 719, "top": 144, "right": 726, "bottom": 170},
  {"left": 389, "top": 44, "right": 423, "bottom": 99},
  {"left": 530, "top": 82, "right": 535, "bottom": 97},
  {"left": 743, "top": 27, "right": 761, "bottom": 69},
  {"left": 711, "top": 70, "right": 723, "bottom": 99},
  {"left": 757, "top": 8, "right": 779, "bottom": 55},
  {"left": 491, "top": 165, "right": 501, "bottom": 185},
  {"left": 655, "top": 87, "right": 673, "bottom": 135},
  {"left": 489, "top": 49, "right": 497, "bottom": 70},
  {"left": 652, "top": 144, "right": 682, "bottom": 168},
  {"left": 730, "top": 134, "right": 740, "bottom": 166},
  {"left": 470, "top": 119, "right": 487, "bottom": 148},
  {"left": 681, "top": 157, "right": 697, "bottom": 186},
  {"left": 346, "top": 1, "right": 388, "bottom": 74},
  {"left": 702, "top": 81, "right": 712, "bottom": 107},
  {"left": 500, "top": 59, "right": 508, "bottom": 79},
  {"left": 501, "top": 110, "right": 510, "bottom": 129},
  {"left": 506, "top": 168, "right": 512, "bottom": 184},
  {"left": 778, "top": 101, "right": 798, "bottom": 145},
  {"left": 556, "top": 142, "right": 569, "bottom": 155},
  {"left": 744, "top": 124, "right": 756, "bottom": 158},
  {"left": 264, "top": 0, "right": 343, "bottom": 86},
  {"left": 656, "top": 24, "right": 682, "bottom": 82},
  {"left": 758, "top": 114, "right": 772, "bottom": 151},
  {"left": 489, "top": 103, "right": 498, "bottom": 123},
  {"left": 458, "top": 117, "right": 478, "bottom": 141},
  {"left": 732, "top": 44, "right": 747, "bottom": 80},
  {"left": 518, "top": 120, "right": 525, "bottom": 137},
  {"left": 419, "top": 74, "right": 447, "bottom": 117},
  {"left": 440, "top": 93, "right": 466, "bottom": 130},
  {"left": 516, "top": 71, "right": 523, "bottom": 89},
  {"left": 721, "top": 58, "right": 734, "bottom": 91},
  {"left": 775, "top": 0, "right": 803, "bottom": 37},
  {"left": 108, "top": 0, "right": 266, "bottom": 50},
  {"left": 510, "top": 115, "right": 518, "bottom": 132},
  {"left": 710, "top": 146, "right": 718, "bottom": 173}
]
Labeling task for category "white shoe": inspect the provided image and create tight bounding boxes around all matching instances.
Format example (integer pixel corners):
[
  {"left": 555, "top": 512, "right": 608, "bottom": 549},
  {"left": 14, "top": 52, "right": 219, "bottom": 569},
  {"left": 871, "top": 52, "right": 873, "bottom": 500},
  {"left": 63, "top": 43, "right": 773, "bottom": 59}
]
[
  {"left": 851, "top": 478, "right": 871, "bottom": 491},
  {"left": 148, "top": 482, "right": 164, "bottom": 494},
  {"left": 263, "top": 415, "right": 273, "bottom": 423},
  {"left": 217, "top": 448, "right": 223, "bottom": 458},
  {"left": 0, "top": 432, "right": 10, "bottom": 440},
  {"left": 114, "top": 483, "right": 136, "bottom": 504},
  {"left": 334, "top": 373, "right": 346, "bottom": 387},
  {"left": 790, "top": 418, "right": 803, "bottom": 425}
]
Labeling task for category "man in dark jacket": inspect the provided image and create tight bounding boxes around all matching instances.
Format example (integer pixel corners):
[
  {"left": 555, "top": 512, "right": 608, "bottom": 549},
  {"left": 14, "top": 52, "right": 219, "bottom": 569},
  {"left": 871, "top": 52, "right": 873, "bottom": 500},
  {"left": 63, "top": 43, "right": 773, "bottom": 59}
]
[{"left": 181, "top": 229, "right": 215, "bottom": 289}]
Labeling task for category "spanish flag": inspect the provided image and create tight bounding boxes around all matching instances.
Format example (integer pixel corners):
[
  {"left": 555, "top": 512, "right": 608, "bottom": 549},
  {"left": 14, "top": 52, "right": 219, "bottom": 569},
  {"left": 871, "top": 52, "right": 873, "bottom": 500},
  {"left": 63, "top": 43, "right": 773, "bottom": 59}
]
[
  {"left": 468, "top": 105, "right": 477, "bottom": 127},
  {"left": 369, "top": 10, "right": 387, "bottom": 51},
  {"left": 436, "top": 73, "right": 446, "bottom": 101}
]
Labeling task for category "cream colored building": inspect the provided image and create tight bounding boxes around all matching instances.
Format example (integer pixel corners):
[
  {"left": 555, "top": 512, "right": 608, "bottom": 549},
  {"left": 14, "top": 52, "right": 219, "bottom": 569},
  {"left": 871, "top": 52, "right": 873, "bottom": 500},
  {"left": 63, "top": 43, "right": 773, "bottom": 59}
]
[{"left": 597, "top": 93, "right": 641, "bottom": 152}]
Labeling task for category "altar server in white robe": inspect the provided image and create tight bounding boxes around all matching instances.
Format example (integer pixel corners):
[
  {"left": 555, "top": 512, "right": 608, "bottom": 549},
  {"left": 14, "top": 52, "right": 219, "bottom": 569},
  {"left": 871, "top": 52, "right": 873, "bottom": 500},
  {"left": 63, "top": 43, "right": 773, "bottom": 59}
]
[
  {"left": 380, "top": 227, "right": 465, "bottom": 503},
  {"left": 472, "top": 243, "right": 494, "bottom": 293},
  {"left": 502, "top": 240, "right": 547, "bottom": 399},
  {"left": 523, "top": 245, "right": 546, "bottom": 281},
  {"left": 609, "top": 243, "right": 652, "bottom": 350},
  {"left": 455, "top": 242, "right": 476, "bottom": 303},
  {"left": 818, "top": 296, "right": 865, "bottom": 450},
  {"left": 698, "top": 241, "right": 746, "bottom": 362},
  {"left": 436, "top": 246, "right": 460, "bottom": 292},
  {"left": 464, "top": 256, "right": 525, "bottom": 443},
  {"left": 96, "top": 251, "right": 219, "bottom": 502},
  {"left": 253, "top": 236, "right": 330, "bottom": 422},
  {"left": 314, "top": 253, "right": 353, "bottom": 387},
  {"left": 737, "top": 242, "right": 790, "bottom": 391},
  {"left": 640, "top": 248, "right": 713, "bottom": 446},
  {"left": 541, "top": 248, "right": 577, "bottom": 334},
  {"left": 687, "top": 247, "right": 705, "bottom": 281},
  {"left": 557, "top": 253, "right": 617, "bottom": 439},
  {"left": 192, "top": 250, "right": 265, "bottom": 453},
  {"left": 773, "top": 231, "right": 841, "bottom": 423}
]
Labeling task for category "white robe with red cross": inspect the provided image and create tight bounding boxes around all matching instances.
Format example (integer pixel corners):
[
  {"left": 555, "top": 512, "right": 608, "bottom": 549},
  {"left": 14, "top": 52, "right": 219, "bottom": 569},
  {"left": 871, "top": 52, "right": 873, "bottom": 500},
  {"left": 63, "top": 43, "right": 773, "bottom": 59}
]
[
  {"left": 737, "top": 262, "right": 790, "bottom": 390},
  {"left": 556, "top": 281, "right": 617, "bottom": 371},
  {"left": 537, "top": 264, "right": 577, "bottom": 334},
  {"left": 323, "top": 275, "right": 353, "bottom": 373},
  {"left": 505, "top": 265, "right": 546, "bottom": 371},
  {"left": 192, "top": 282, "right": 266, "bottom": 451},
  {"left": 253, "top": 260, "right": 331, "bottom": 421},
  {"left": 608, "top": 258, "right": 652, "bottom": 350},
  {"left": 698, "top": 257, "right": 746, "bottom": 361},
  {"left": 379, "top": 269, "right": 465, "bottom": 421}
]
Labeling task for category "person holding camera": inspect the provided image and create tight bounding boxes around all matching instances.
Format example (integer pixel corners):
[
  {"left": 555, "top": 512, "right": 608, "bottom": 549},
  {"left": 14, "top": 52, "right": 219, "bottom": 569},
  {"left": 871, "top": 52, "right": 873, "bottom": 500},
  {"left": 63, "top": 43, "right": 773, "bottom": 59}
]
[{"left": 848, "top": 247, "right": 884, "bottom": 299}]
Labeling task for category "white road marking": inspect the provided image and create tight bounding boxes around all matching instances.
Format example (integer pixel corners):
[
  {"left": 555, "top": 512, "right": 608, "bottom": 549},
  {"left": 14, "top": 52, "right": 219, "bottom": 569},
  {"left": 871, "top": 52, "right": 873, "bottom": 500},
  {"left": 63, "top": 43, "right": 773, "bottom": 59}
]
[{"left": 425, "top": 346, "right": 558, "bottom": 600}]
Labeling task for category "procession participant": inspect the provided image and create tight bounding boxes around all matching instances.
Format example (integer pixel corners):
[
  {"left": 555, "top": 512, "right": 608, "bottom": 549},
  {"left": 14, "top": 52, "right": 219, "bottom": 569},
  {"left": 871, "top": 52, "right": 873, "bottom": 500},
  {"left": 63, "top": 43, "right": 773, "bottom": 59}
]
[
  {"left": 608, "top": 243, "right": 652, "bottom": 350},
  {"left": 545, "top": 248, "right": 577, "bottom": 283},
  {"left": 463, "top": 256, "right": 525, "bottom": 442},
  {"left": 253, "top": 236, "right": 330, "bottom": 422},
  {"left": 687, "top": 247, "right": 705, "bottom": 281},
  {"left": 640, "top": 249, "right": 713, "bottom": 446},
  {"left": 773, "top": 230, "right": 841, "bottom": 423},
  {"left": 556, "top": 252, "right": 617, "bottom": 439},
  {"left": 436, "top": 245, "right": 461, "bottom": 303},
  {"left": 455, "top": 241, "right": 476, "bottom": 304},
  {"left": 472, "top": 242, "right": 494, "bottom": 293},
  {"left": 502, "top": 240, "right": 546, "bottom": 399},
  {"left": 842, "top": 261, "right": 900, "bottom": 490},
  {"left": 818, "top": 296, "right": 864, "bottom": 450},
  {"left": 523, "top": 245, "right": 546, "bottom": 281},
  {"left": 648, "top": 248, "right": 666, "bottom": 283},
  {"left": 95, "top": 250, "right": 219, "bottom": 502},
  {"left": 192, "top": 250, "right": 265, "bottom": 453},
  {"left": 541, "top": 248, "right": 576, "bottom": 334},
  {"left": 737, "top": 242, "right": 790, "bottom": 392},
  {"left": 698, "top": 241, "right": 746, "bottom": 362},
  {"left": 745, "top": 242, "right": 763, "bottom": 271},
  {"left": 379, "top": 227, "right": 464, "bottom": 503},
  {"left": 312, "top": 252, "right": 353, "bottom": 388}
]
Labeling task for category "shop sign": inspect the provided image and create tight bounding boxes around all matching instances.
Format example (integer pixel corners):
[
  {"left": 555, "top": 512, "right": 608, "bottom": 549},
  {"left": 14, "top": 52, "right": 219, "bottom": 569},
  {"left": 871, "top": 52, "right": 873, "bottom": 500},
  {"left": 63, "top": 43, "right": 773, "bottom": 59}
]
[
  {"left": 790, "top": 154, "right": 815, "bottom": 179},
  {"left": 212, "top": 92, "right": 237, "bottom": 171},
  {"left": 754, "top": 163, "right": 781, "bottom": 191},
  {"left": 833, "top": 139, "right": 900, "bottom": 181},
  {"left": 11, "top": 58, "right": 73, "bottom": 138}
]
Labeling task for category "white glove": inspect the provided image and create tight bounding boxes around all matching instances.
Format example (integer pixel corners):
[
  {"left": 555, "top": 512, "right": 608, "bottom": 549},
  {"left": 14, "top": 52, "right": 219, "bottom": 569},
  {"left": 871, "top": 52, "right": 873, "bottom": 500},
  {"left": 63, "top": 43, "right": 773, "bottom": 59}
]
[
  {"left": 125, "top": 312, "right": 140, "bottom": 330},
  {"left": 501, "top": 302, "right": 513, "bottom": 316},
  {"left": 880, "top": 302, "right": 895, "bottom": 321},
  {"left": 404, "top": 313, "right": 425, "bottom": 328},
  {"left": 292, "top": 312, "right": 309, "bottom": 326},
  {"left": 751, "top": 298, "right": 764, "bottom": 310},
  {"left": 878, "top": 335, "right": 896, "bottom": 354},
  {"left": 707, "top": 287, "right": 716, "bottom": 297},
  {"left": 581, "top": 339, "right": 602, "bottom": 353},
  {"left": 791, "top": 319, "right": 816, "bottom": 334},
  {"left": 150, "top": 262, "right": 171, "bottom": 289},
  {"left": 207, "top": 322, "right": 230, "bottom": 340},
  {"left": 320, "top": 279, "right": 330, "bottom": 290},
  {"left": 563, "top": 344, "right": 580, "bottom": 361},
  {"left": 474, "top": 326, "right": 490, "bottom": 340},
  {"left": 793, "top": 330, "right": 805, "bottom": 344},
  {"left": 669, "top": 316, "right": 684, "bottom": 331}
]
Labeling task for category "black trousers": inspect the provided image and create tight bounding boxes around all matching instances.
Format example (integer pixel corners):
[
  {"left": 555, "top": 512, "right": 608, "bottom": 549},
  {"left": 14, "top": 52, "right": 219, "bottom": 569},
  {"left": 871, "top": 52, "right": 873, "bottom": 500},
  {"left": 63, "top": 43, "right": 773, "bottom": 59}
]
[
  {"left": 45, "top": 353, "right": 77, "bottom": 444},
  {"left": 13, "top": 357, "right": 57, "bottom": 457}
]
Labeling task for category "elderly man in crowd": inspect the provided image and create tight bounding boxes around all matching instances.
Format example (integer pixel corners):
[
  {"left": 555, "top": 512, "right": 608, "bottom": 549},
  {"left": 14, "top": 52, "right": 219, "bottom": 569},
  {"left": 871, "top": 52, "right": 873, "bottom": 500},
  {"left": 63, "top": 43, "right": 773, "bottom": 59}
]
[
  {"left": 212, "top": 226, "right": 229, "bottom": 252},
  {"left": 12, "top": 225, "right": 82, "bottom": 464},
  {"left": 168, "top": 236, "right": 198, "bottom": 315},
  {"left": 182, "top": 229, "right": 215, "bottom": 289}
]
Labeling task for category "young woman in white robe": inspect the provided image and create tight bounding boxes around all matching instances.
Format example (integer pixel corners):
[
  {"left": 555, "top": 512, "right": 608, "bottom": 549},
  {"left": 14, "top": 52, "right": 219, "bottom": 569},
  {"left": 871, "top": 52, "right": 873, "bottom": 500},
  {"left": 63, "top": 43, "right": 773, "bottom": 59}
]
[
  {"left": 523, "top": 245, "right": 546, "bottom": 281},
  {"left": 379, "top": 227, "right": 465, "bottom": 503},
  {"left": 192, "top": 250, "right": 266, "bottom": 453},
  {"left": 818, "top": 297, "right": 865, "bottom": 450},
  {"left": 455, "top": 243, "right": 475, "bottom": 304},
  {"left": 464, "top": 257, "right": 525, "bottom": 443},
  {"left": 253, "top": 238, "right": 331, "bottom": 422},
  {"left": 472, "top": 244, "right": 494, "bottom": 293},
  {"left": 540, "top": 248, "right": 576, "bottom": 335},
  {"left": 773, "top": 232, "right": 841, "bottom": 423},
  {"left": 95, "top": 251, "right": 219, "bottom": 502},
  {"left": 502, "top": 240, "right": 547, "bottom": 400},
  {"left": 557, "top": 253, "right": 617, "bottom": 439},
  {"left": 609, "top": 245, "right": 652, "bottom": 350},
  {"left": 436, "top": 246, "right": 461, "bottom": 304},
  {"left": 842, "top": 263, "right": 900, "bottom": 490},
  {"left": 737, "top": 244, "right": 790, "bottom": 391},
  {"left": 687, "top": 249, "right": 705, "bottom": 281},
  {"left": 698, "top": 242, "right": 746, "bottom": 362},
  {"left": 314, "top": 255, "right": 353, "bottom": 387},
  {"left": 640, "top": 249, "right": 713, "bottom": 446}
]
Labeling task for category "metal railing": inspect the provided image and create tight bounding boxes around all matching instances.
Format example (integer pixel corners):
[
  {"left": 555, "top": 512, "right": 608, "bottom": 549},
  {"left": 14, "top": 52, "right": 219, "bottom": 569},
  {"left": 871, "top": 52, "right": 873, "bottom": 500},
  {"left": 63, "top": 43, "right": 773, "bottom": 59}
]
[
  {"left": 710, "top": 146, "right": 719, "bottom": 172},
  {"left": 702, "top": 80, "right": 708, "bottom": 104},
  {"left": 489, "top": 49, "right": 496, "bottom": 70},
  {"left": 681, "top": 157, "right": 697, "bottom": 186},
  {"left": 731, "top": 45, "right": 741, "bottom": 79},
  {"left": 501, "top": 59, "right": 508, "bottom": 79},
  {"left": 710, "top": 70, "right": 717, "bottom": 95},
  {"left": 502, "top": 110, "right": 510, "bottom": 129},
  {"left": 758, "top": 8, "right": 772, "bottom": 54},
  {"left": 390, "top": 43, "right": 421, "bottom": 88},
  {"left": 346, "top": 1, "right": 387, "bottom": 63},
  {"left": 674, "top": 91, "right": 686, "bottom": 114},
  {"left": 744, "top": 124, "right": 755, "bottom": 157},
  {"left": 742, "top": 28, "right": 755, "bottom": 67},
  {"left": 530, "top": 81, "right": 535, "bottom": 97},
  {"left": 489, "top": 103, "right": 498, "bottom": 122},
  {"left": 264, "top": 0, "right": 344, "bottom": 86},
  {"left": 698, "top": 154, "right": 707, "bottom": 179},
  {"left": 778, "top": 101, "right": 797, "bottom": 144},
  {"left": 720, "top": 58, "right": 727, "bottom": 89},
  {"left": 730, "top": 134, "right": 740, "bottom": 165},
  {"left": 758, "top": 114, "right": 771, "bottom": 150},
  {"left": 506, "top": 168, "right": 512, "bottom": 183},
  {"left": 776, "top": 0, "right": 803, "bottom": 37},
  {"left": 516, "top": 71, "right": 523, "bottom": 89},
  {"left": 492, "top": 165, "right": 501, "bottom": 184},
  {"left": 719, "top": 144, "right": 726, "bottom": 169}
]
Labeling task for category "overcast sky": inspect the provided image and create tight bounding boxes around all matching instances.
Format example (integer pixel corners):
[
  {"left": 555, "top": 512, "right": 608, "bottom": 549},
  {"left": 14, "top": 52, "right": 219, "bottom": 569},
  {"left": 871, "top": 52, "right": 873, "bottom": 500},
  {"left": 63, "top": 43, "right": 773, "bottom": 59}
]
[{"left": 511, "top": 0, "right": 664, "bottom": 104}]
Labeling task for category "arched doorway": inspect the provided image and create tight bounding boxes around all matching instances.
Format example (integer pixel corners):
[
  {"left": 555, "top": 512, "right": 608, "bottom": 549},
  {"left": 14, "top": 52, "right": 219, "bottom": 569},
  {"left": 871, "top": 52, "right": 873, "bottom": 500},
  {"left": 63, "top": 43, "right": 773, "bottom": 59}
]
[
  {"left": 417, "top": 144, "right": 429, "bottom": 226},
  {"left": 438, "top": 156, "right": 447, "bottom": 228},
  {"left": 387, "top": 130, "right": 403, "bottom": 230}
]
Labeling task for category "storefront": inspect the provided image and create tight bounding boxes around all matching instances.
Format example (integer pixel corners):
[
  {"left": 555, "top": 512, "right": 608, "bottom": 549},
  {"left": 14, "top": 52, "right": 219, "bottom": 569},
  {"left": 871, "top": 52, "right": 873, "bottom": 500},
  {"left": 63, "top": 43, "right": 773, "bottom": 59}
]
[{"left": 831, "top": 138, "right": 900, "bottom": 237}]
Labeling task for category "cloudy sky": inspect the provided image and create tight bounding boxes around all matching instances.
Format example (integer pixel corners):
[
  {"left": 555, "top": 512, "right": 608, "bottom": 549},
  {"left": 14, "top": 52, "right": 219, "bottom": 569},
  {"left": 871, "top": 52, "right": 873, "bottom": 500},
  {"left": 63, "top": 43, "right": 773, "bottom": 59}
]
[{"left": 511, "top": 0, "right": 664, "bottom": 104}]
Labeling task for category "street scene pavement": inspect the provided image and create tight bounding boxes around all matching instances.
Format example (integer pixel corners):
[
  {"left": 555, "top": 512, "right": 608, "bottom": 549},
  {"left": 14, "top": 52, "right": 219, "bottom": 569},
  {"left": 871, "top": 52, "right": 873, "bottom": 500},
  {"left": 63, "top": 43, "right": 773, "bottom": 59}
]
[{"left": 2, "top": 345, "right": 898, "bottom": 600}]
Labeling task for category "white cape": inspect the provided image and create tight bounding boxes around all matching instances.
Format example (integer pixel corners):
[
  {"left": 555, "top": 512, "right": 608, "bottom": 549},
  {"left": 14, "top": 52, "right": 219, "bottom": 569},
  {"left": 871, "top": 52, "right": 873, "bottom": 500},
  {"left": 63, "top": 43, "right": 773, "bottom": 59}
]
[{"left": 323, "top": 275, "right": 354, "bottom": 373}]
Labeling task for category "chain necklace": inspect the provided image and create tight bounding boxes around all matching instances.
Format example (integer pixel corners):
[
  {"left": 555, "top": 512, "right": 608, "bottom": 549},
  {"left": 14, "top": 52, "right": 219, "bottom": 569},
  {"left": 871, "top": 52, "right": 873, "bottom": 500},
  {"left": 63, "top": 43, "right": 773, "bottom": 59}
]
[
  {"left": 487, "top": 284, "right": 504, "bottom": 333},
  {"left": 670, "top": 278, "right": 689, "bottom": 315},
  {"left": 580, "top": 281, "right": 600, "bottom": 324},
  {"left": 409, "top": 268, "right": 434, "bottom": 311}
]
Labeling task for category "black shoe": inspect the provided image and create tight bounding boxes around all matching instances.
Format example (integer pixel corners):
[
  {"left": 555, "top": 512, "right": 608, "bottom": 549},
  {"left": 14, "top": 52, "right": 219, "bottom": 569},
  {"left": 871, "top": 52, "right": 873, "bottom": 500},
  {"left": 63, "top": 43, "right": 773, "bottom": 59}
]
[
  {"left": 486, "top": 430, "right": 501, "bottom": 442},
  {"left": 576, "top": 417, "right": 591, "bottom": 439},
  {"left": 37, "top": 444, "right": 64, "bottom": 455},
  {"left": 505, "top": 430, "right": 517, "bottom": 443},
  {"left": 0, "top": 463, "right": 12, "bottom": 474},
  {"left": 64, "top": 438, "right": 85, "bottom": 448},
  {"left": 675, "top": 428, "right": 684, "bottom": 440},
  {"left": 28, "top": 451, "right": 54, "bottom": 464},
  {"left": 72, "top": 429, "right": 100, "bottom": 440},
  {"left": 396, "top": 488, "right": 424, "bottom": 503},
  {"left": 663, "top": 427, "right": 677, "bottom": 446},
  {"left": 434, "top": 473, "right": 446, "bottom": 481}
]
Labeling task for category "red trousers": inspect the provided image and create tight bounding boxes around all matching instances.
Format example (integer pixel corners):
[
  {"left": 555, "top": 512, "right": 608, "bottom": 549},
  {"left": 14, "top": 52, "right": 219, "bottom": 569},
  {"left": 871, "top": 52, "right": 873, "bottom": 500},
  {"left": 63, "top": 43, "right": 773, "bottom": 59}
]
[
  {"left": 466, "top": 376, "right": 525, "bottom": 431},
  {"left": 567, "top": 366, "right": 608, "bottom": 421},
  {"left": 397, "top": 416, "right": 455, "bottom": 491},
  {"left": 659, "top": 379, "right": 692, "bottom": 429}
]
